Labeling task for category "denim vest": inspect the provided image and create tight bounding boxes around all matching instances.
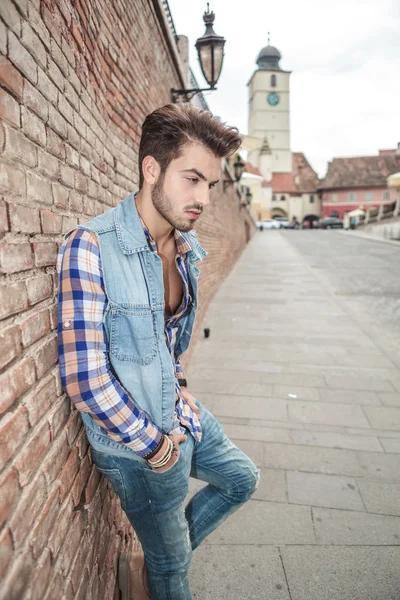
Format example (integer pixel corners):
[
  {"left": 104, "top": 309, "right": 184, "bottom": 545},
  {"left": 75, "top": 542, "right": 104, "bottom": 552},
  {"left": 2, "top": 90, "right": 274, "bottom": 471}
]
[{"left": 63, "top": 193, "right": 207, "bottom": 434}]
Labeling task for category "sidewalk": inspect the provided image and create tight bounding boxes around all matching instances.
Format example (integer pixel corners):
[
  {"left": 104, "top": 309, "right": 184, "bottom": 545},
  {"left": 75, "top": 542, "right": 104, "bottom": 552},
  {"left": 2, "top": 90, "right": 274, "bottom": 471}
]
[{"left": 187, "top": 231, "right": 400, "bottom": 600}]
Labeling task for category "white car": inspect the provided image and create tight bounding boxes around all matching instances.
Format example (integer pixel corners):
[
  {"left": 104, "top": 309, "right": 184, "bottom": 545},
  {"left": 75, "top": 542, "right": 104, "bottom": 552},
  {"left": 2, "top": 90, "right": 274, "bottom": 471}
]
[{"left": 257, "top": 219, "right": 281, "bottom": 230}]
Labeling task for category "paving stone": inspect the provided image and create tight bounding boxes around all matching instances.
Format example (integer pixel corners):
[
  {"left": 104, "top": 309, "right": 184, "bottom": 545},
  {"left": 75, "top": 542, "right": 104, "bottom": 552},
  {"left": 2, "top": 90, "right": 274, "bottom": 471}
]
[
  {"left": 221, "top": 423, "right": 291, "bottom": 444},
  {"left": 206, "top": 500, "right": 315, "bottom": 545},
  {"left": 288, "top": 400, "right": 370, "bottom": 428},
  {"left": 287, "top": 471, "right": 364, "bottom": 511},
  {"left": 229, "top": 439, "right": 265, "bottom": 467},
  {"left": 291, "top": 429, "right": 383, "bottom": 452},
  {"left": 212, "top": 396, "right": 288, "bottom": 422},
  {"left": 363, "top": 406, "right": 400, "bottom": 431},
  {"left": 263, "top": 442, "right": 365, "bottom": 477},
  {"left": 190, "top": 378, "right": 274, "bottom": 397},
  {"left": 280, "top": 546, "right": 400, "bottom": 600},
  {"left": 190, "top": 545, "right": 291, "bottom": 600},
  {"left": 272, "top": 385, "right": 321, "bottom": 402},
  {"left": 379, "top": 392, "right": 400, "bottom": 407},
  {"left": 357, "top": 450, "right": 400, "bottom": 481},
  {"left": 325, "top": 375, "right": 394, "bottom": 392},
  {"left": 252, "top": 468, "right": 287, "bottom": 503},
  {"left": 379, "top": 437, "right": 400, "bottom": 453},
  {"left": 318, "top": 388, "right": 381, "bottom": 405},
  {"left": 357, "top": 479, "right": 400, "bottom": 516},
  {"left": 313, "top": 506, "right": 400, "bottom": 545}
]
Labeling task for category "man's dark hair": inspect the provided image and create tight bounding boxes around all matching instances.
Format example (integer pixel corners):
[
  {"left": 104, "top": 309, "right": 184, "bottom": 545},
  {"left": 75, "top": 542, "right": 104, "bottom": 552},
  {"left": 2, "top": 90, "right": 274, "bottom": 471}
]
[{"left": 138, "top": 103, "right": 242, "bottom": 188}]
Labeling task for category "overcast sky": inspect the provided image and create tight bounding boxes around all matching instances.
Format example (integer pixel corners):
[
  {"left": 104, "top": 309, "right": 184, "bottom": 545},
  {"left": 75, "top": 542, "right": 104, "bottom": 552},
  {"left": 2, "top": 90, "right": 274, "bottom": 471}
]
[{"left": 168, "top": 0, "right": 400, "bottom": 177}]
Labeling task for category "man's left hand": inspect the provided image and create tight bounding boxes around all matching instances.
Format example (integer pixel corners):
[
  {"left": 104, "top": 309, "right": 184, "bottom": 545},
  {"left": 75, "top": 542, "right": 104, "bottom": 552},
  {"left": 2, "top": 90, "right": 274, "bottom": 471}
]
[{"left": 180, "top": 387, "right": 201, "bottom": 419}]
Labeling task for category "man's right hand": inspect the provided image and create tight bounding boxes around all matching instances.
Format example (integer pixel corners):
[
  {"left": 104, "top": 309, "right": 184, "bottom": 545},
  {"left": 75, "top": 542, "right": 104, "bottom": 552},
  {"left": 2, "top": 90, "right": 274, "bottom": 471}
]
[{"left": 149, "top": 433, "right": 187, "bottom": 472}]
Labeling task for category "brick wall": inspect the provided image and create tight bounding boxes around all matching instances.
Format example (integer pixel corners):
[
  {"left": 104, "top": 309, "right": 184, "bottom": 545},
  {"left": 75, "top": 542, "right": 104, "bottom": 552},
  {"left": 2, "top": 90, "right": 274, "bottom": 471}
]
[{"left": 0, "top": 1, "right": 254, "bottom": 598}]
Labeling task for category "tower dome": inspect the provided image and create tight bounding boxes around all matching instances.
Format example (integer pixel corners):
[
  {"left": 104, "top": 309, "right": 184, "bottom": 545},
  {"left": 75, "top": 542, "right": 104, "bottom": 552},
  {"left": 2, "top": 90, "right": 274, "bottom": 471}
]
[{"left": 256, "top": 36, "right": 282, "bottom": 71}]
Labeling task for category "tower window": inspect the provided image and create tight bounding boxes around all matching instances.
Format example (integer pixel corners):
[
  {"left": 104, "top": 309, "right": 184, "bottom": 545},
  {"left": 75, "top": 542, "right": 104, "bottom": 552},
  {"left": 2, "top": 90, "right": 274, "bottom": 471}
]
[
  {"left": 271, "top": 74, "right": 276, "bottom": 88},
  {"left": 280, "top": 195, "right": 285, "bottom": 201},
  {"left": 310, "top": 195, "right": 314, "bottom": 203},
  {"left": 272, "top": 195, "right": 276, "bottom": 202}
]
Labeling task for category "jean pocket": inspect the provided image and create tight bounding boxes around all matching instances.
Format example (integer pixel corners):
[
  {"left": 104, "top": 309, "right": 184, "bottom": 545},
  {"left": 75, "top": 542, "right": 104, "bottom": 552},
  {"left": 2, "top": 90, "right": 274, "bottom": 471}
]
[
  {"left": 147, "top": 446, "right": 182, "bottom": 475},
  {"left": 110, "top": 307, "right": 157, "bottom": 364},
  {"left": 91, "top": 462, "right": 127, "bottom": 509}
]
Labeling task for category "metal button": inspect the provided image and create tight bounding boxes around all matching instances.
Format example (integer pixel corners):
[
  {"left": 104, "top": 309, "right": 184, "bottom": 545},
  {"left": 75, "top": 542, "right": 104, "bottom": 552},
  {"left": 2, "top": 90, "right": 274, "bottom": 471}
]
[{"left": 64, "top": 320, "right": 71, "bottom": 328}]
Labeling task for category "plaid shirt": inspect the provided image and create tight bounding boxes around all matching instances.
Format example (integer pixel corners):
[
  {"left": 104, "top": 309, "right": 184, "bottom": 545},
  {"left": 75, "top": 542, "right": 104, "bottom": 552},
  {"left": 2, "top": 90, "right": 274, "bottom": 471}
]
[{"left": 57, "top": 221, "right": 201, "bottom": 458}]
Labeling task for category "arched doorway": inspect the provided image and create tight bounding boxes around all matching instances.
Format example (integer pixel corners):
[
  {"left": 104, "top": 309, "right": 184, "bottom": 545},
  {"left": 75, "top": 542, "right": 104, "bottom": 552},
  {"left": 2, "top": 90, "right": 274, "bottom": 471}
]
[
  {"left": 303, "top": 214, "right": 320, "bottom": 229},
  {"left": 271, "top": 208, "right": 288, "bottom": 218}
]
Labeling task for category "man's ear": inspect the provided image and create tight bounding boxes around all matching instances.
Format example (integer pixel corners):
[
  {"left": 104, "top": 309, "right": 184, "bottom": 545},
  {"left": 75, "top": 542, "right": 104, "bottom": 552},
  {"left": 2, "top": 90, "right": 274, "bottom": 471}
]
[{"left": 142, "top": 156, "right": 161, "bottom": 186}]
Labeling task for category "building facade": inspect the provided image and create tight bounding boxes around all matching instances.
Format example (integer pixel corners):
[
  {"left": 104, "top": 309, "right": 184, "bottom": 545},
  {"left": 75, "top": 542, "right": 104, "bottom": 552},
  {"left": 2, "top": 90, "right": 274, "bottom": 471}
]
[{"left": 319, "top": 150, "right": 400, "bottom": 219}]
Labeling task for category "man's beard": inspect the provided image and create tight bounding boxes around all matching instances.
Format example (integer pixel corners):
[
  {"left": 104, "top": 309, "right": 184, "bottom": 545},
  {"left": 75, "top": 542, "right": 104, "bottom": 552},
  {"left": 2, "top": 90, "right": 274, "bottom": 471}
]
[{"left": 151, "top": 175, "right": 201, "bottom": 232}]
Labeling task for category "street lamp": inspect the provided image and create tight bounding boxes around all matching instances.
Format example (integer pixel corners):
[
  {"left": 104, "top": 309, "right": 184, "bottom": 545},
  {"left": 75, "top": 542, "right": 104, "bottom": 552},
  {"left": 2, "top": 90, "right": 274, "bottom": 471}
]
[
  {"left": 171, "top": 3, "right": 226, "bottom": 103},
  {"left": 246, "top": 187, "right": 253, "bottom": 205},
  {"left": 223, "top": 154, "right": 246, "bottom": 191}
]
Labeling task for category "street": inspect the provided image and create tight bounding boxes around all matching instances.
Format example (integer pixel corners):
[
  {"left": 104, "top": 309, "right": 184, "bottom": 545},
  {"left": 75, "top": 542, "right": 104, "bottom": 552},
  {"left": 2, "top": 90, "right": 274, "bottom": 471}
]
[{"left": 188, "top": 230, "right": 400, "bottom": 600}]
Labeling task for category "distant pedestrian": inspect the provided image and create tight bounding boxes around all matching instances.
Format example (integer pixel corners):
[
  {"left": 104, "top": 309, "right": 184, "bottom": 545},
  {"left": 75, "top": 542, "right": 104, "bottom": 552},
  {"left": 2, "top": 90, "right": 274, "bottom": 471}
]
[{"left": 57, "top": 104, "right": 259, "bottom": 599}]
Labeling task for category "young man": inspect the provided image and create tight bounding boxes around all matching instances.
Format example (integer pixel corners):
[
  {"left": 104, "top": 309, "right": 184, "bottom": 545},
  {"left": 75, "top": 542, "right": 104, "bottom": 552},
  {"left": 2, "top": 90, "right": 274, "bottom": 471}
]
[{"left": 57, "top": 104, "right": 259, "bottom": 600}]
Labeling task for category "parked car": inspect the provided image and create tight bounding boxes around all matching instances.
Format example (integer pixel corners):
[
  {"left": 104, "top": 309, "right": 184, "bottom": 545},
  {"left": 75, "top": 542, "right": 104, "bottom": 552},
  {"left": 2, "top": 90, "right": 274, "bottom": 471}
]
[
  {"left": 257, "top": 219, "right": 281, "bottom": 230},
  {"left": 273, "top": 217, "right": 290, "bottom": 229},
  {"left": 318, "top": 217, "right": 344, "bottom": 229}
]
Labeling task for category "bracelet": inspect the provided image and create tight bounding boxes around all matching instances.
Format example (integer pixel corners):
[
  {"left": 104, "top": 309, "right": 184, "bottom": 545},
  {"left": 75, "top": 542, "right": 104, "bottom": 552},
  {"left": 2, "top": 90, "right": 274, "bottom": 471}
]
[
  {"left": 178, "top": 378, "right": 188, "bottom": 388},
  {"left": 143, "top": 434, "right": 165, "bottom": 461},
  {"left": 147, "top": 437, "right": 174, "bottom": 468}
]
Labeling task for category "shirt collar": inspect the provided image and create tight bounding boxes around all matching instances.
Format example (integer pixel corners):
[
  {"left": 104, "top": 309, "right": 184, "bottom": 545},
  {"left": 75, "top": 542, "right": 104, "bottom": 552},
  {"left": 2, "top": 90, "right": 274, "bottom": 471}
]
[{"left": 139, "top": 216, "right": 193, "bottom": 258}]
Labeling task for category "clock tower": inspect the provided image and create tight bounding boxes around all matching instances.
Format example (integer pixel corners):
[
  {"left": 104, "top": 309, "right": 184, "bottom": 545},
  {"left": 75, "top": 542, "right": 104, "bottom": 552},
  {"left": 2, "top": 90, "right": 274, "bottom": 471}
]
[{"left": 248, "top": 39, "right": 292, "bottom": 173}]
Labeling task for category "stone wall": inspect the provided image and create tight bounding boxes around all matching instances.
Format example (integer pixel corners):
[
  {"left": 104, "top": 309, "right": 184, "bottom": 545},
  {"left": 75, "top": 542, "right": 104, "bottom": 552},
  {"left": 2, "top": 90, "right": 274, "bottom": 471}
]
[{"left": 0, "top": 1, "right": 254, "bottom": 598}]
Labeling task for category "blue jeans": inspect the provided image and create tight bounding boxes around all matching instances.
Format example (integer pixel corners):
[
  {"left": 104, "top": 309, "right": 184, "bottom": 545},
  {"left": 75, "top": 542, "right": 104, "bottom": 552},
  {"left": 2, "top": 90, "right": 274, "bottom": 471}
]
[{"left": 88, "top": 401, "right": 260, "bottom": 600}]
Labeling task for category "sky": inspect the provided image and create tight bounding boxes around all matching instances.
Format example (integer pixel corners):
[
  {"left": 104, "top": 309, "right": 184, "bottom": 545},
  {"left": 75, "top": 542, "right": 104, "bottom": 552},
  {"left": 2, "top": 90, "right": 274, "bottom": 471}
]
[{"left": 168, "top": 0, "right": 400, "bottom": 177}]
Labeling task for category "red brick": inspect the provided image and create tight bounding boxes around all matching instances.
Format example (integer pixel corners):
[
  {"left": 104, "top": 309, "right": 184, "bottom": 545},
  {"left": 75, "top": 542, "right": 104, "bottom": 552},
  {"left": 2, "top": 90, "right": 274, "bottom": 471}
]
[
  {"left": 71, "top": 19, "right": 85, "bottom": 54},
  {"left": 24, "top": 376, "right": 56, "bottom": 429},
  {"left": 0, "top": 21, "right": 5, "bottom": 55},
  {"left": 0, "top": 242, "right": 33, "bottom": 274},
  {"left": 42, "top": 569, "right": 64, "bottom": 600},
  {"left": 58, "top": 446, "right": 79, "bottom": 501},
  {"left": 9, "top": 203, "right": 40, "bottom": 233},
  {"left": 47, "top": 495, "right": 74, "bottom": 559},
  {"left": 20, "top": 308, "right": 50, "bottom": 348},
  {"left": 22, "top": 107, "right": 46, "bottom": 146},
  {"left": 46, "top": 127, "right": 66, "bottom": 160},
  {"left": 62, "top": 215, "right": 77, "bottom": 233},
  {"left": 41, "top": 431, "right": 69, "bottom": 487},
  {"left": 0, "top": 528, "right": 13, "bottom": 581},
  {"left": 0, "top": 199, "right": 8, "bottom": 232},
  {"left": 32, "top": 241, "right": 57, "bottom": 268},
  {"left": 71, "top": 453, "right": 91, "bottom": 507},
  {"left": 48, "top": 104, "right": 68, "bottom": 139},
  {"left": 59, "top": 164, "right": 75, "bottom": 188},
  {"left": 31, "top": 486, "right": 60, "bottom": 559},
  {"left": 48, "top": 396, "right": 71, "bottom": 441},
  {"left": 0, "top": 325, "right": 22, "bottom": 370},
  {"left": 4, "top": 124, "right": 37, "bottom": 167},
  {"left": 40, "top": 208, "right": 62, "bottom": 233},
  {"left": 37, "top": 67, "right": 58, "bottom": 105},
  {"left": 84, "top": 464, "right": 102, "bottom": 504},
  {"left": 29, "top": 548, "right": 52, "bottom": 600},
  {"left": 0, "top": 281, "right": 28, "bottom": 319},
  {"left": 29, "top": 6, "right": 51, "bottom": 49},
  {"left": 0, "top": 356, "right": 36, "bottom": 414},
  {"left": 59, "top": 510, "right": 84, "bottom": 575},
  {"left": 49, "top": 302, "right": 58, "bottom": 330},
  {"left": 26, "top": 273, "right": 53, "bottom": 305},
  {"left": 15, "top": 421, "right": 51, "bottom": 486},
  {"left": 21, "top": 21, "right": 47, "bottom": 69},
  {"left": 8, "top": 31, "right": 38, "bottom": 84},
  {"left": 9, "top": 472, "right": 47, "bottom": 549},
  {"left": 0, "top": 468, "right": 18, "bottom": 528},
  {"left": 76, "top": 425, "right": 90, "bottom": 459},
  {"left": 1, "top": 543, "right": 35, "bottom": 600},
  {"left": 35, "top": 334, "right": 58, "bottom": 377},
  {"left": 41, "top": 4, "right": 64, "bottom": 47},
  {"left": 0, "top": 55, "right": 24, "bottom": 99},
  {"left": 0, "top": 160, "right": 26, "bottom": 196},
  {"left": 0, "top": 88, "right": 20, "bottom": 127},
  {"left": 23, "top": 79, "right": 49, "bottom": 122},
  {"left": 52, "top": 182, "right": 69, "bottom": 207},
  {"left": 69, "top": 538, "right": 89, "bottom": 594},
  {"left": 65, "top": 412, "right": 83, "bottom": 446},
  {"left": 37, "top": 148, "right": 59, "bottom": 180},
  {"left": 47, "top": 57, "right": 64, "bottom": 92},
  {"left": 0, "top": 0, "right": 22, "bottom": 37},
  {"left": 27, "top": 170, "right": 52, "bottom": 202},
  {"left": 69, "top": 190, "right": 84, "bottom": 212},
  {"left": 58, "top": 93, "right": 74, "bottom": 127}
]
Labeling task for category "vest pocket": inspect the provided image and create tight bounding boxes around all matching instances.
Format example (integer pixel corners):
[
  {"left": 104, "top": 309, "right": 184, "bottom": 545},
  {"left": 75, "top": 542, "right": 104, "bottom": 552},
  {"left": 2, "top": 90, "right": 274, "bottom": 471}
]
[{"left": 110, "top": 307, "right": 157, "bottom": 364}]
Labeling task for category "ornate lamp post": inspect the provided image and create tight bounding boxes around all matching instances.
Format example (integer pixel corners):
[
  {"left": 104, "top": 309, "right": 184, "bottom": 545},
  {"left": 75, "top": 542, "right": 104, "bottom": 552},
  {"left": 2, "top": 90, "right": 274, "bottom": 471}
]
[
  {"left": 223, "top": 154, "right": 246, "bottom": 191},
  {"left": 171, "top": 3, "right": 226, "bottom": 103}
]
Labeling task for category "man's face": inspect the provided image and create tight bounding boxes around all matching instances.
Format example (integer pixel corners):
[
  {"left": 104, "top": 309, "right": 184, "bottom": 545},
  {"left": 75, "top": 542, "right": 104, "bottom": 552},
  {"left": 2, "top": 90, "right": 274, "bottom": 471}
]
[{"left": 151, "top": 142, "right": 221, "bottom": 232}]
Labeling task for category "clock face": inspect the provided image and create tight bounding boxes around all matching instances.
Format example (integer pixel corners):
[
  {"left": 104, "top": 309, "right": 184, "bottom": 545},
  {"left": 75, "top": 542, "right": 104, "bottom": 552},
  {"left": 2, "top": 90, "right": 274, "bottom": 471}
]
[{"left": 267, "top": 92, "right": 280, "bottom": 106}]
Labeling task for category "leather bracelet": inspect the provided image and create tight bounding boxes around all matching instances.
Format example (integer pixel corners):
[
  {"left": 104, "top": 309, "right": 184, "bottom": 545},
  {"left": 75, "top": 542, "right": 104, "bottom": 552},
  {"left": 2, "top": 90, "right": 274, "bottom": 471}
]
[
  {"left": 178, "top": 378, "right": 188, "bottom": 388},
  {"left": 143, "top": 434, "right": 165, "bottom": 461}
]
